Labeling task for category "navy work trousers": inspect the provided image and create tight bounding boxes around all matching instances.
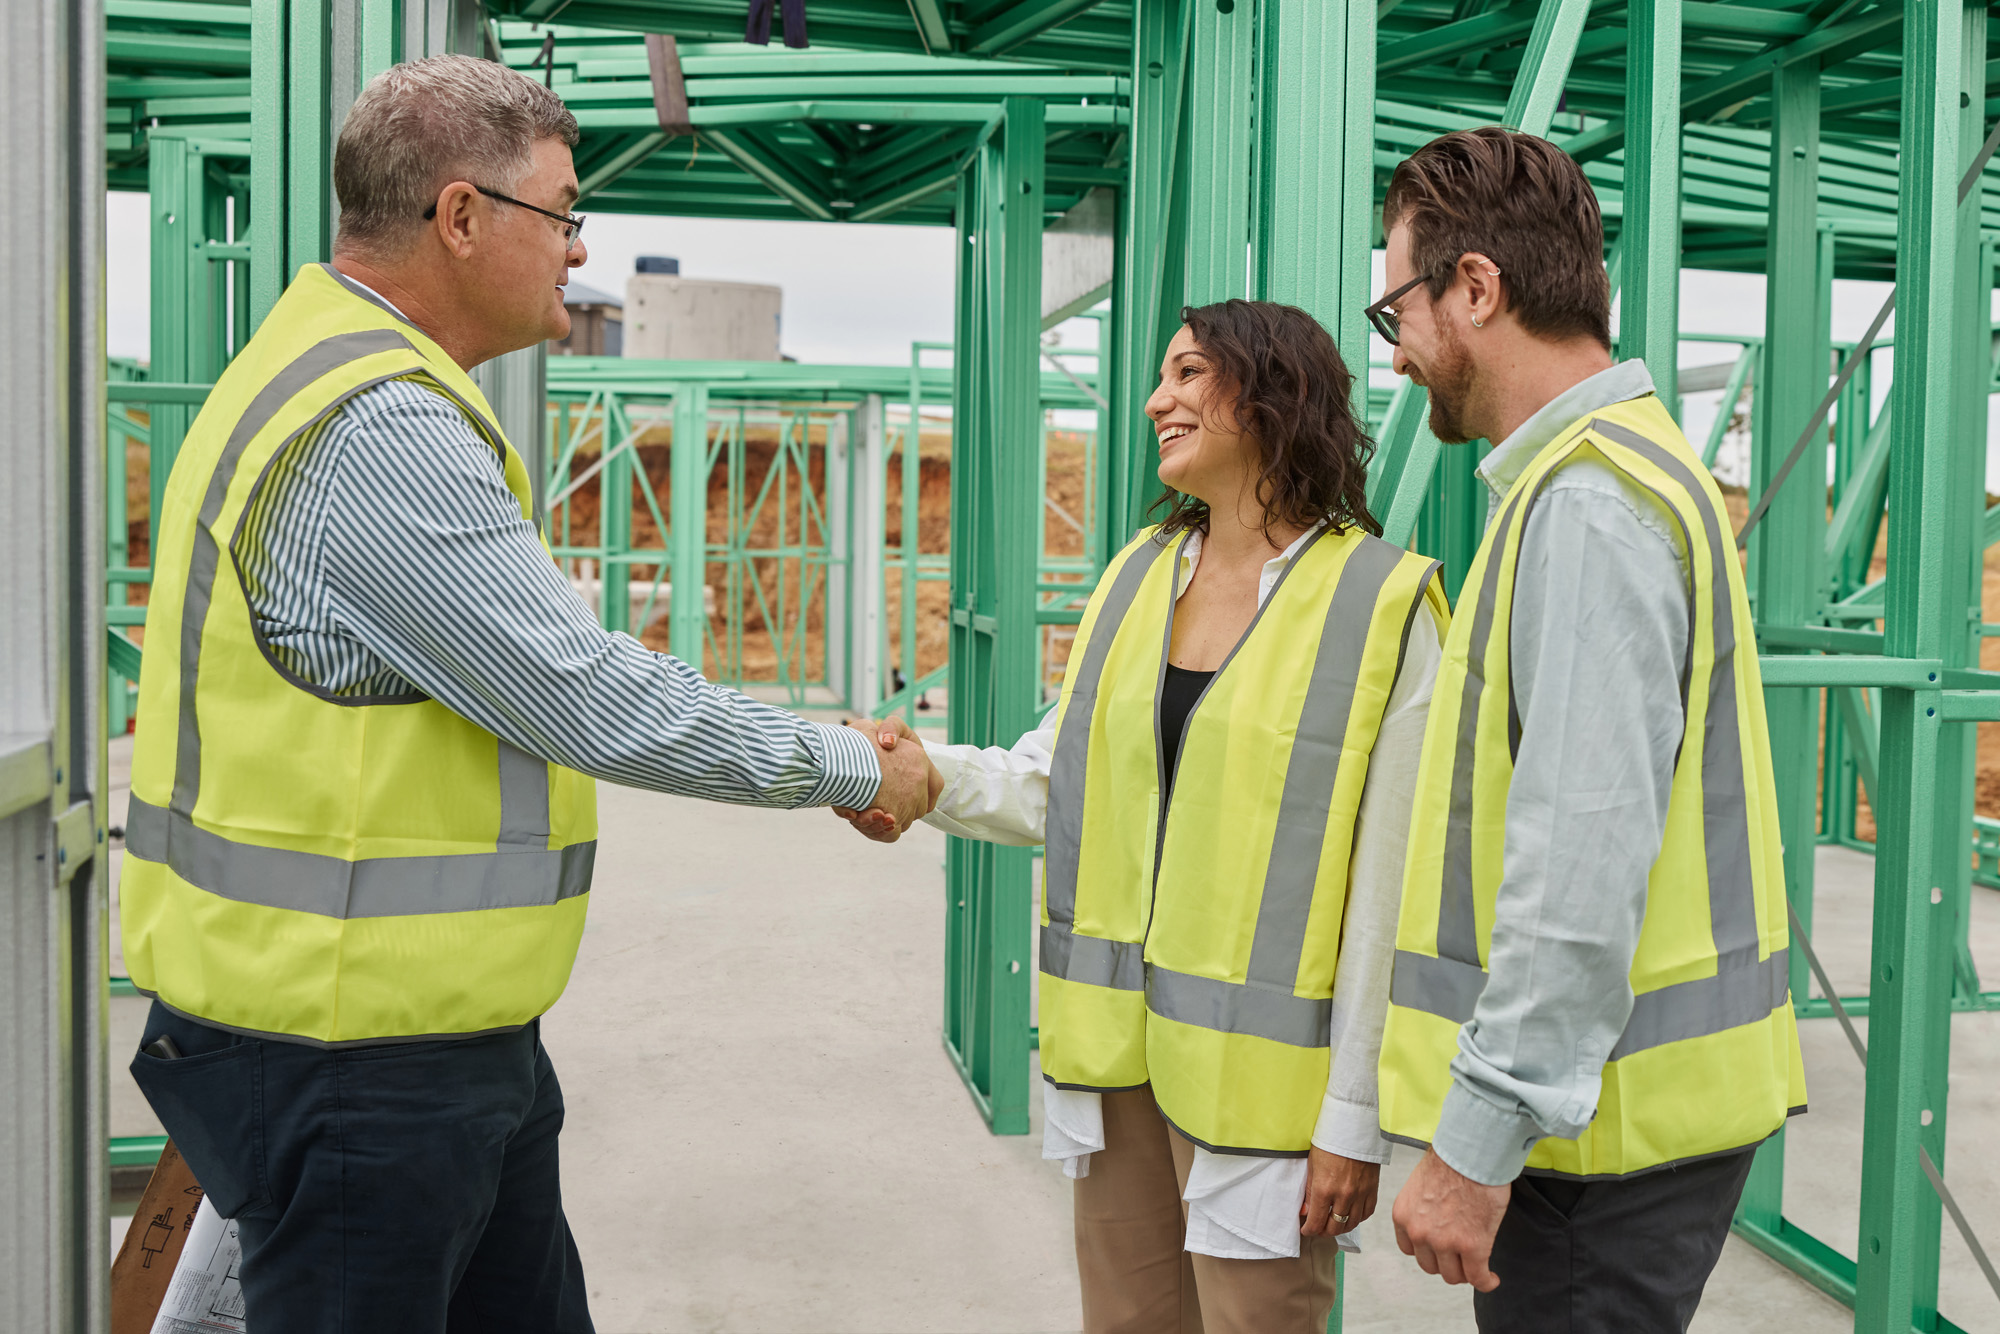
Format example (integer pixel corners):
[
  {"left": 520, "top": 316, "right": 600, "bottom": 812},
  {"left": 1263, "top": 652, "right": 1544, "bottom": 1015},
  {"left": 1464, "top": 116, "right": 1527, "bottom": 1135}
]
[{"left": 130, "top": 1002, "right": 594, "bottom": 1334}]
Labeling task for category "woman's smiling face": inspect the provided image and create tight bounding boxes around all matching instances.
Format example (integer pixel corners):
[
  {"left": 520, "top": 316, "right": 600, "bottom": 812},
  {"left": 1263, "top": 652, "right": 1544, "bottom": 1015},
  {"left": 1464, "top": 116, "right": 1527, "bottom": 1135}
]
[{"left": 1144, "top": 325, "right": 1250, "bottom": 505}]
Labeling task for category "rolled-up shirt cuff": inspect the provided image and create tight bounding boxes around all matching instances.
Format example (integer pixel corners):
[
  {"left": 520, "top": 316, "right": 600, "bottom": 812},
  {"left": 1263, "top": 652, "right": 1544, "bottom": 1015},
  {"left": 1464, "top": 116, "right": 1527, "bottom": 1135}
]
[
  {"left": 801, "top": 722, "right": 881, "bottom": 810},
  {"left": 1430, "top": 1080, "right": 1542, "bottom": 1187},
  {"left": 1310, "top": 1095, "right": 1391, "bottom": 1165}
]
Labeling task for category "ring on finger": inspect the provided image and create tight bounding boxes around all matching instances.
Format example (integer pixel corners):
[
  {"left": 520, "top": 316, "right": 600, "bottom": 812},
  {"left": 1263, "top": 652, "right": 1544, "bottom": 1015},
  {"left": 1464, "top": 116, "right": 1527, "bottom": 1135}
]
[{"left": 1332, "top": 1212, "right": 1350, "bottom": 1225}]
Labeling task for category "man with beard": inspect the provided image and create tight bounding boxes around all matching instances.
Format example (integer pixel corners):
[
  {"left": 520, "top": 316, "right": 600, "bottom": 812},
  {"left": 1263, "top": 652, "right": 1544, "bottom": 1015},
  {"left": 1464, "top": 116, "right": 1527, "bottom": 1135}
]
[{"left": 1368, "top": 128, "right": 1805, "bottom": 1332}]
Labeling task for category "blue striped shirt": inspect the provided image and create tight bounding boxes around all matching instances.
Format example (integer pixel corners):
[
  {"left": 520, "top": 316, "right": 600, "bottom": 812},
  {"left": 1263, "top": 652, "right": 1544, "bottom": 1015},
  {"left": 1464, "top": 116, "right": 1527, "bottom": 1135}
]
[{"left": 232, "top": 374, "right": 882, "bottom": 812}]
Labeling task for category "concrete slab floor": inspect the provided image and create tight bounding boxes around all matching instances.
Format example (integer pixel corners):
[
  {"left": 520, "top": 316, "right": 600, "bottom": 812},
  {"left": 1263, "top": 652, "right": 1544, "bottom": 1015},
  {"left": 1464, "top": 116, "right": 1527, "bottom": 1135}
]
[{"left": 101, "top": 732, "right": 2000, "bottom": 1331}]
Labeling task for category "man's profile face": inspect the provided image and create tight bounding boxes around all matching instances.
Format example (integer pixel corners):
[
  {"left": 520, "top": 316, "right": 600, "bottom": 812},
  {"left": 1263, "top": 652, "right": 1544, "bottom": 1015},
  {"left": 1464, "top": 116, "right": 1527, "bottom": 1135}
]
[
  {"left": 1384, "top": 223, "right": 1477, "bottom": 445},
  {"left": 479, "top": 136, "right": 587, "bottom": 350}
]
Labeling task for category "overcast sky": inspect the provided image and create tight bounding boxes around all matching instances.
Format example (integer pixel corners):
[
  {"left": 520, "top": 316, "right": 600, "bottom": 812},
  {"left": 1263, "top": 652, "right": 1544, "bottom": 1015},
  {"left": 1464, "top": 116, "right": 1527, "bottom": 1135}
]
[{"left": 106, "top": 191, "right": 1992, "bottom": 489}]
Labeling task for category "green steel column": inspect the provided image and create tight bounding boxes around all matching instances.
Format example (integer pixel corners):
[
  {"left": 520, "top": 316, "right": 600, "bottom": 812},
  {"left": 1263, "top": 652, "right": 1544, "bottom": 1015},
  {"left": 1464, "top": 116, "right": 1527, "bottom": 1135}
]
[
  {"left": 249, "top": 0, "right": 333, "bottom": 328},
  {"left": 600, "top": 402, "right": 632, "bottom": 635},
  {"left": 1620, "top": 0, "right": 1681, "bottom": 410},
  {"left": 249, "top": 0, "right": 286, "bottom": 325},
  {"left": 943, "top": 99, "right": 1045, "bottom": 1136},
  {"left": 902, "top": 349, "right": 923, "bottom": 718},
  {"left": 1113, "top": 0, "right": 1189, "bottom": 540},
  {"left": 944, "top": 169, "right": 986, "bottom": 1122},
  {"left": 1852, "top": 0, "right": 1963, "bottom": 1325},
  {"left": 147, "top": 138, "right": 191, "bottom": 558},
  {"left": 1942, "top": 7, "right": 1988, "bottom": 1014},
  {"left": 288, "top": 0, "right": 333, "bottom": 279},
  {"left": 983, "top": 96, "right": 1045, "bottom": 1136},
  {"left": 1739, "top": 55, "right": 1824, "bottom": 1239},
  {"left": 1184, "top": 0, "right": 1252, "bottom": 304},
  {"left": 1253, "top": 0, "right": 1373, "bottom": 353},
  {"left": 671, "top": 383, "right": 710, "bottom": 670}
]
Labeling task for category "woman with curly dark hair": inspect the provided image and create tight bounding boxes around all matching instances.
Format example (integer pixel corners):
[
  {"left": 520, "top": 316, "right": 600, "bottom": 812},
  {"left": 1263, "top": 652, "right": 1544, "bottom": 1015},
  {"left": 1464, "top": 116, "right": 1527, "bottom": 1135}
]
[{"left": 841, "top": 300, "right": 1445, "bottom": 1331}]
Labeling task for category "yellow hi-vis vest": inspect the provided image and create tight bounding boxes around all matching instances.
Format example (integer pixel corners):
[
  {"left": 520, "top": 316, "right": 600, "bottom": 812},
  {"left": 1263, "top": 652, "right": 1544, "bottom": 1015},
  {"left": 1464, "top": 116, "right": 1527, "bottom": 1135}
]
[
  {"left": 119, "top": 263, "right": 598, "bottom": 1046},
  {"left": 1040, "top": 523, "right": 1447, "bottom": 1155},
  {"left": 1378, "top": 394, "right": 1807, "bottom": 1178}
]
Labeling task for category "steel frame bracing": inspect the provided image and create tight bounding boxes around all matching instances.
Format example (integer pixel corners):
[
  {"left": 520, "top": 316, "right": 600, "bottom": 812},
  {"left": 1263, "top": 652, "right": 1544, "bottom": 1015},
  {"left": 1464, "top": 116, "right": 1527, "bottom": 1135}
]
[{"left": 21, "top": 0, "right": 2000, "bottom": 1329}]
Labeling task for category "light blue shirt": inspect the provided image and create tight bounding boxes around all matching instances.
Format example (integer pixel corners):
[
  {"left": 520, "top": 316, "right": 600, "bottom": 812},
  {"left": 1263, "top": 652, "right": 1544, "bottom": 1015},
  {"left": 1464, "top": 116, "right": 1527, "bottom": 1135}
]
[{"left": 1428, "top": 361, "right": 1698, "bottom": 1185}]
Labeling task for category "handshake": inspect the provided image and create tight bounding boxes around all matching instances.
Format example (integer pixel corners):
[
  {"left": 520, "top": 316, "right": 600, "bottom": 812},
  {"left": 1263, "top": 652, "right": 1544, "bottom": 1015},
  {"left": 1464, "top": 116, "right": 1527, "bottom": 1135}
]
[{"left": 832, "top": 716, "right": 941, "bottom": 843}]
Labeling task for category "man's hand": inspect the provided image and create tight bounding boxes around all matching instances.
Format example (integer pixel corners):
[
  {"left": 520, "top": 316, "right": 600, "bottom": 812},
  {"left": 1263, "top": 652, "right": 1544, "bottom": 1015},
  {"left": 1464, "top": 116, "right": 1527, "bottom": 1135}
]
[
  {"left": 1300, "top": 1147, "right": 1379, "bottom": 1237},
  {"left": 1392, "top": 1148, "right": 1510, "bottom": 1291},
  {"left": 832, "top": 716, "right": 939, "bottom": 841}
]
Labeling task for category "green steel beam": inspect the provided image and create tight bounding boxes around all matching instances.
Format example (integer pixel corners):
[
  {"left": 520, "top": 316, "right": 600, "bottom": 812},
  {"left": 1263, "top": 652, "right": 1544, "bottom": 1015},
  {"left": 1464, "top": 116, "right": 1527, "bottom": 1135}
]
[
  {"left": 907, "top": 0, "right": 953, "bottom": 54},
  {"left": 1379, "top": 0, "right": 1544, "bottom": 76},
  {"left": 1562, "top": 7, "right": 1904, "bottom": 163},
  {"left": 1502, "top": 0, "right": 1594, "bottom": 135},
  {"left": 965, "top": 0, "right": 1107, "bottom": 56},
  {"left": 576, "top": 130, "right": 668, "bottom": 200},
  {"left": 700, "top": 127, "right": 838, "bottom": 220}
]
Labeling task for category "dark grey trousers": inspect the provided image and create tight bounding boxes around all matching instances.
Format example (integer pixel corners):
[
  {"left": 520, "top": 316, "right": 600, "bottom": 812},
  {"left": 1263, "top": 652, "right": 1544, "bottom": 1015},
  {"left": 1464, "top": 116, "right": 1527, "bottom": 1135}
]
[{"left": 1473, "top": 1146, "right": 1757, "bottom": 1334}]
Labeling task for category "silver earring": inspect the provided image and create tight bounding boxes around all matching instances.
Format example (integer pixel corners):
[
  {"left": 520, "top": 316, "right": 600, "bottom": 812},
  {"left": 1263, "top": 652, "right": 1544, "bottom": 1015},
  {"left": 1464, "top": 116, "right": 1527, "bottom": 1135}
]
[{"left": 1472, "top": 317, "right": 1484, "bottom": 328}]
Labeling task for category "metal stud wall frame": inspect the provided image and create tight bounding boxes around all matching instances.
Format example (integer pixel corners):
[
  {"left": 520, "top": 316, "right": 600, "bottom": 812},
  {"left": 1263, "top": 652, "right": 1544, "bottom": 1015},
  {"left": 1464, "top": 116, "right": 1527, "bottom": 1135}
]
[{"left": 35, "top": 0, "right": 2000, "bottom": 1329}]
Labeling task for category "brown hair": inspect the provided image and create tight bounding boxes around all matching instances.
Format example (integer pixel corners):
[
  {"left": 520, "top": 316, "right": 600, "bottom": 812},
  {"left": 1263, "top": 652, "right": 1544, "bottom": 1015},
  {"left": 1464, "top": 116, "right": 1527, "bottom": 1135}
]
[
  {"left": 1382, "top": 127, "right": 1611, "bottom": 349},
  {"left": 1152, "top": 300, "right": 1380, "bottom": 541}
]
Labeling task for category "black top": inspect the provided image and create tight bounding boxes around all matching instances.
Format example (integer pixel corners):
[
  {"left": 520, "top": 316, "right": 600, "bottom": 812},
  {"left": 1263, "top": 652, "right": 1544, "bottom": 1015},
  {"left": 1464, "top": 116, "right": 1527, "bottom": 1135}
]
[{"left": 1159, "top": 663, "right": 1216, "bottom": 811}]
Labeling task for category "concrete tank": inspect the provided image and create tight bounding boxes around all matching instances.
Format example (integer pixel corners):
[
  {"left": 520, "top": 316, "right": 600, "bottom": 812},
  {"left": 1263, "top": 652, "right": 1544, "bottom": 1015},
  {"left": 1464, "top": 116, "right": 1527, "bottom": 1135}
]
[{"left": 623, "top": 262, "right": 783, "bottom": 361}]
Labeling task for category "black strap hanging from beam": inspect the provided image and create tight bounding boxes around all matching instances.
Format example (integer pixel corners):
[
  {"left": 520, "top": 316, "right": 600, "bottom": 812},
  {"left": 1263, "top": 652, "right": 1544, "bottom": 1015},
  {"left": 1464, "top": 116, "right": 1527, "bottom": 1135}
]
[{"left": 745, "top": 0, "right": 810, "bottom": 49}]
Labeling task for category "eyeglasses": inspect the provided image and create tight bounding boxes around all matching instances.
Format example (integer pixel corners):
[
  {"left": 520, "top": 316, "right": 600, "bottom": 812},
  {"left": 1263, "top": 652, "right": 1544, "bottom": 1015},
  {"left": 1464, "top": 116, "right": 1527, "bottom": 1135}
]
[
  {"left": 1365, "top": 260, "right": 1504, "bottom": 345},
  {"left": 424, "top": 185, "right": 586, "bottom": 253},
  {"left": 1363, "top": 272, "right": 1432, "bottom": 346}
]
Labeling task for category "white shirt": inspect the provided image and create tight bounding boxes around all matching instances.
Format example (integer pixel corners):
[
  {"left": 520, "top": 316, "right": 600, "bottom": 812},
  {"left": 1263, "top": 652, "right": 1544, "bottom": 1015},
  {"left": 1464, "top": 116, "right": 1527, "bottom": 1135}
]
[{"left": 920, "top": 524, "right": 1441, "bottom": 1258}]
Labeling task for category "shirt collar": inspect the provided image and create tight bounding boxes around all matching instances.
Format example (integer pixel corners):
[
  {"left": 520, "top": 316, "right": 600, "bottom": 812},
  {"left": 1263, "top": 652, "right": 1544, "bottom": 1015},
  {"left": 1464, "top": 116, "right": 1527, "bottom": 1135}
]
[
  {"left": 1477, "top": 359, "right": 1658, "bottom": 497},
  {"left": 1178, "top": 518, "right": 1325, "bottom": 574}
]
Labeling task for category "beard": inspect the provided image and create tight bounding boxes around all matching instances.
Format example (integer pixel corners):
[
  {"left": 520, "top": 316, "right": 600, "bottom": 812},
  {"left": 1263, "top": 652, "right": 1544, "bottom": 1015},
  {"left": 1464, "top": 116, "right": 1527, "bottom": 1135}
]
[{"left": 1417, "top": 320, "right": 1479, "bottom": 444}]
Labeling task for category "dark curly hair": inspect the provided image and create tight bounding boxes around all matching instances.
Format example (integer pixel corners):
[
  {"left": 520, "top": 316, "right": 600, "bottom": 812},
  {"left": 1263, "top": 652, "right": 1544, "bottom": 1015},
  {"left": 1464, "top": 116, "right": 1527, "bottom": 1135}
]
[{"left": 1151, "top": 300, "right": 1380, "bottom": 540}]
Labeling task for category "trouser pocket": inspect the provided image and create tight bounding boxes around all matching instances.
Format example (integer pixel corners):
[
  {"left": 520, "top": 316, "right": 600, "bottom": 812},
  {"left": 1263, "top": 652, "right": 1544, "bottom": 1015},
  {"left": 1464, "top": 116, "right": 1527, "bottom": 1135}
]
[{"left": 129, "top": 1009, "right": 271, "bottom": 1220}]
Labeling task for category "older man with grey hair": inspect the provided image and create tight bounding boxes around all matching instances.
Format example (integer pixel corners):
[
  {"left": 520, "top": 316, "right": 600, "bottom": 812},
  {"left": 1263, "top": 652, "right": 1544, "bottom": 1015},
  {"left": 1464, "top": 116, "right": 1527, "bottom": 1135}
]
[{"left": 120, "top": 55, "right": 938, "bottom": 1332}]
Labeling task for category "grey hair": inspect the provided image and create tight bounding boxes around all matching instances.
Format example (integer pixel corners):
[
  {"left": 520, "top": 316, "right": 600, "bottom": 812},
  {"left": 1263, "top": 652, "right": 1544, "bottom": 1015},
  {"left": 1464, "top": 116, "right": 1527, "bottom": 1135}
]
[{"left": 333, "top": 54, "right": 578, "bottom": 254}]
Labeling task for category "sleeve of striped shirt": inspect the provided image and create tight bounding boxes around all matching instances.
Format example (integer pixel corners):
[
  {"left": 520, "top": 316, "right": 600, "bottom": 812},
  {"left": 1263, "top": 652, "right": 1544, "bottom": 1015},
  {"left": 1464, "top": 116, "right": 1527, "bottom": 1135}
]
[{"left": 311, "top": 380, "right": 883, "bottom": 811}]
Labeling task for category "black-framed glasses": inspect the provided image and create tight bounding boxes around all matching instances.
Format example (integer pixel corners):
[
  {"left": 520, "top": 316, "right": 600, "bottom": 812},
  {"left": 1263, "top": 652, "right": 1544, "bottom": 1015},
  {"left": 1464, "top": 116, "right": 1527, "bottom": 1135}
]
[
  {"left": 424, "top": 185, "right": 586, "bottom": 252},
  {"left": 1363, "top": 272, "right": 1431, "bottom": 346}
]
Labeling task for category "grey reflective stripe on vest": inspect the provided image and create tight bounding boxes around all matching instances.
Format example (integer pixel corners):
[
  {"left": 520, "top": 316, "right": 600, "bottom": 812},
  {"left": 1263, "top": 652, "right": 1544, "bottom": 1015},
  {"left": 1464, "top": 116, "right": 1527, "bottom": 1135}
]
[
  {"left": 1244, "top": 536, "right": 1408, "bottom": 993},
  {"left": 1148, "top": 965, "right": 1332, "bottom": 1048},
  {"left": 1390, "top": 946, "right": 1789, "bottom": 1062},
  {"left": 1041, "top": 928, "right": 1146, "bottom": 992},
  {"left": 1040, "top": 534, "right": 1176, "bottom": 990},
  {"left": 1436, "top": 485, "right": 1532, "bottom": 967},
  {"left": 125, "top": 795, "right": 594, "bottom": 918},
  {"left": 170, "top": 329, "right": 418, "bottom": 821},
  {"left": 1397, "top": 420, "right": 1782, "bottom": 1058},
  {"left": 496, "top": 741, "right": 552, "bottom": 848},
  {"left": 1587, "top": 419, "right": 1761, "bottom": 971}
]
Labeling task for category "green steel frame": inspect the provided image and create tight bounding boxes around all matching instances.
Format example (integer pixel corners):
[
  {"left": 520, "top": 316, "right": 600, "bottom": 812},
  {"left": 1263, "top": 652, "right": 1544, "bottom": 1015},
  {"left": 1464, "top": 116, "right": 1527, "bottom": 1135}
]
[{"left": 96, "top": 1, "right": 2000, "bottom": 1328}]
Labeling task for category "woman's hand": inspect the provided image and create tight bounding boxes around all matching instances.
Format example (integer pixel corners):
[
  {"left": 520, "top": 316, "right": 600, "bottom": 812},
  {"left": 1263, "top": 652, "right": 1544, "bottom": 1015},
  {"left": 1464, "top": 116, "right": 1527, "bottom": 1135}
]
[{"left": 1300, "top": 1147, "right": 1380, "bottom": 1237}]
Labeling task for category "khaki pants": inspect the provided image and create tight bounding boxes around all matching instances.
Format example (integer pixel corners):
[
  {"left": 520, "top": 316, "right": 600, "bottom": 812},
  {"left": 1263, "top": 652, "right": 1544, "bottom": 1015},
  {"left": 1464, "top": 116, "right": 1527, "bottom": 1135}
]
[{"left": 1073, "top": 1086, "right": 1340, "bottom": 1334}]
